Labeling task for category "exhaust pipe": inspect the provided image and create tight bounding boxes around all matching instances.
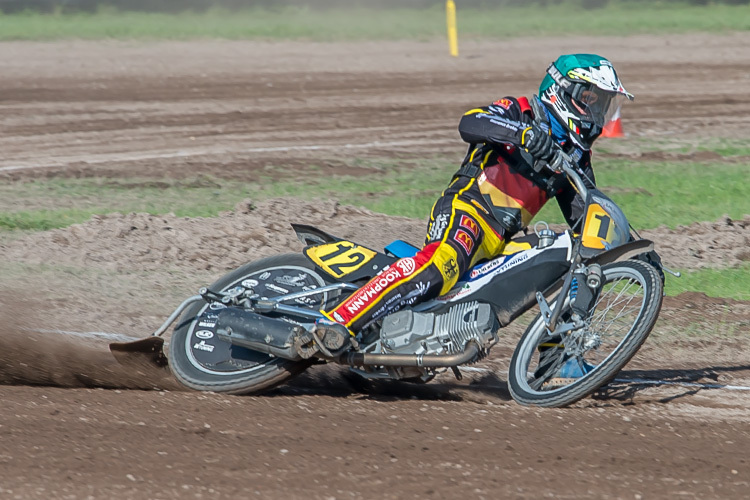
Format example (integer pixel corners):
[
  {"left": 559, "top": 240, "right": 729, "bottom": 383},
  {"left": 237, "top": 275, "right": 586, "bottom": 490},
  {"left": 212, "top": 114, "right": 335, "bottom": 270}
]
[
  {"left": 341, "top": 341, "right": 480, "bottom": 368},
  {"left": 215, "top": 308, "right": 482, "bottom": 368},
  {"left": 215, "top": 308, "right": 305, "bottom": 361}
]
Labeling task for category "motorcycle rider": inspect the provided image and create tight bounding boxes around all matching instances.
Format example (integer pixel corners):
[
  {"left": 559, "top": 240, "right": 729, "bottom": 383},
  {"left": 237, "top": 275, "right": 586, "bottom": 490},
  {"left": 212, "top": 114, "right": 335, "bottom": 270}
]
[{"left": 314, "top": 54, "right": 634, "bottom": 351}]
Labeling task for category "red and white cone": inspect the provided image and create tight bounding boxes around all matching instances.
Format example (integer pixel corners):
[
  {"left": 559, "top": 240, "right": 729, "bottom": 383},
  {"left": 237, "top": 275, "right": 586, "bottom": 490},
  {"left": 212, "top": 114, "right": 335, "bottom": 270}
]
[{"left": 601, "top": 106, "right": 624, "bottom": 138}]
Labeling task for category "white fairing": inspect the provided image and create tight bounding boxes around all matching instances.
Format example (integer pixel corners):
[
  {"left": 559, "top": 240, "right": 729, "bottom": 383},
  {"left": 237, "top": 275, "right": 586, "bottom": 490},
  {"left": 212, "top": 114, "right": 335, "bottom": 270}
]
[{"left": 415, "top": 231, "right": 573, "bottom": 309}]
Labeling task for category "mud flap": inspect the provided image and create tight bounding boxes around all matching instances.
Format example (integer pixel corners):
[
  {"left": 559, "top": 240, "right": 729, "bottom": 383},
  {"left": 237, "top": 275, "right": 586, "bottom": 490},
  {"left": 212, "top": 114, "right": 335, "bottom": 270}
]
[
  {"left": 585, "top": 239, "right": 654, "bottom": 267},
  {"left": 109, "top": 337, "right": 169, "bottom": 370}
]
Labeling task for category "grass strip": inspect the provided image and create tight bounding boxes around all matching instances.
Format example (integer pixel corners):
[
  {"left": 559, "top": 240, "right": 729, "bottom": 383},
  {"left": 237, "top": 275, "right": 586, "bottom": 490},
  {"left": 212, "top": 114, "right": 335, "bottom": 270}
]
[
  {"left": 2, "top": 161, "right": 748, "bottom": 300},
  {"left": 0, "top": 4, "right": 749, "bottom": 41},
  {"left": 0, "top": 177, "right": 253, "bottom": 230},
  {"left": 665, "top": 264, "right": 750, "bottom": 302},
  {"left": 1, "top": 156, "right": 748, "bottom": 231},
  {"left": 257, "top": 157, "right": 750, "bottom": 230},
  {"left": 529, "top": 158, "right": 750, "bottom": 229},
  {"left": 596, "top": 137, "right": 750, "bottom": 157}
]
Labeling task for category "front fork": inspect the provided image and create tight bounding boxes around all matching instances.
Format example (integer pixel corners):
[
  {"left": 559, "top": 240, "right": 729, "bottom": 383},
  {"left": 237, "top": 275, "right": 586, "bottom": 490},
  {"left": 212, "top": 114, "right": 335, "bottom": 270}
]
[{"left": 536, "top": 238, "right": 602, "bottom": 336}]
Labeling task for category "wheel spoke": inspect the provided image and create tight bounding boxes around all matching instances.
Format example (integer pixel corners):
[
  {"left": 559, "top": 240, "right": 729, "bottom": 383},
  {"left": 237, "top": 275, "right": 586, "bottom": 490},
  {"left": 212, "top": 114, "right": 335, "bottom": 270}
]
[
  {"left": 593, "top": 278, "right": 639, "bottom": 318},
  {"left": 583, "top": 274, "right": 645, "bottom": 361},
  {"left": 509, "top": 261, "right": 661, "bottom": 407},
  {"left": 596, "top": 303, "right": 639, "bottom": 332},
  {"left": 521, "top": 265, "right": 649, "bottom": 393},
  {"left": 599, "top": 306, "right": 642, "bottom": 333}
]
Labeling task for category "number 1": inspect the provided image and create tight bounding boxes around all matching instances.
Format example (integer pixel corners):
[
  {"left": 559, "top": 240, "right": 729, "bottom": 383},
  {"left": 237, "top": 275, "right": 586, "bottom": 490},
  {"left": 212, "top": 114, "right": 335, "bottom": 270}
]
[{"left": 594, "top": 214, "right": 611, "bottom": 239}]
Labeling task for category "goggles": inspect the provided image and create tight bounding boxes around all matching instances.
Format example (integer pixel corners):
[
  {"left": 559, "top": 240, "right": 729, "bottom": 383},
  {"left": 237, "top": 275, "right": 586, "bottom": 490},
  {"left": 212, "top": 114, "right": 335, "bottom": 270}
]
[{"left": 569, "top": 83, "right": 630, "bottom": 127}]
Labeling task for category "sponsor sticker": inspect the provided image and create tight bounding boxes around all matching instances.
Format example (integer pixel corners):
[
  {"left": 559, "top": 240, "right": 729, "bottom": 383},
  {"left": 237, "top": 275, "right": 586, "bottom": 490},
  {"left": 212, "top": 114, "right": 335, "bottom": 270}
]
[
  {"left": 459, "top": 214, "right": 479, "bottom": 238},
  {"left": 454, "top": 229, "right": 474, "bottom": 255},
  {"left": 395, "top": 258, "right": 416, "bottom": 276},
  {"left": 341, "top": 265, "right": 406, "bottom": 316},
  {"left": 398, "top": 281, "right": 430, "bottom": 308},
  {"left": 258, "top": 272, "right": 271, "bottom": 280},
  {"left": 193, "top": 340, "right": 215, "bottom": 353},
  {"left": 275, "top": 273, "right": 308, "bottom": 287},
  {"left": 195, "top": 330, "right": 214, "bottom": 340},
  {"left": 295, "top": 297, "right": 317, "bottom": 306},
  {"left": 547, "top": 63, "right": 572, "bottom": 89},
  {"left": 487, "top": 117, "right": 523, "bottom": 132},
  {"left": 436, "top": 283, "right": 471, "bottom": 302},
  {"left": 492, "top": 98, "right": 513, "bottom": 109},
  {"left": 428, "top": 213, "right": 450, "bottom": 241},
  {"left": 443, "top": 258, "right": 458, "bottom": 279},
  {"left": 471, "top": 251, "right": 530, "bottom": 279},
  {"left": 370, "top": 292, "right": 404, "bottom": 322},
  {"left": 241, "top": 279, "right": 259, "bottom": 288},
  {"left": 265, "top": 283, "right": 289, "bottom": 295}
]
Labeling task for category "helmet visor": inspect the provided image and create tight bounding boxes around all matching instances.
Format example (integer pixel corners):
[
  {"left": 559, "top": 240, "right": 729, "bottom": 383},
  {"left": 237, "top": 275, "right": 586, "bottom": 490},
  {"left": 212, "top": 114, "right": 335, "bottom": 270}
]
[{"left": 571, "top": 85, "right": 627, "bottom": 128}]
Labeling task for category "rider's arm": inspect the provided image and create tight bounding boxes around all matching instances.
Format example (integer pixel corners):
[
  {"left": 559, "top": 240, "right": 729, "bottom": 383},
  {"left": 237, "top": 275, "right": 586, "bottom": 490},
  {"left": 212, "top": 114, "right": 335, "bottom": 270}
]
[
  {"left": 555, "top": 152, "right": 596, "bottom": 232},
  {"left": 458, "top": 98, "right": 527, "bottom": 147}
]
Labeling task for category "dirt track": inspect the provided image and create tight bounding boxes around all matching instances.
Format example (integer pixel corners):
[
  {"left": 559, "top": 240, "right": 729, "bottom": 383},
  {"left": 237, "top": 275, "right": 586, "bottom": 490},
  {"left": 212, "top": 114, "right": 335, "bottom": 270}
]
[{"left": 1, "top": 36, "right": 750, "bottom": 499}]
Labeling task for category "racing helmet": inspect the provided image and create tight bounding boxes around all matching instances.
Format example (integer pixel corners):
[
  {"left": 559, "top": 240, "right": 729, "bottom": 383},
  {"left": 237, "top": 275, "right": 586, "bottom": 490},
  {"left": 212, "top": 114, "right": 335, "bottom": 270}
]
[{"left": 539, "top": 54, "right": 634, "bottom": 150}]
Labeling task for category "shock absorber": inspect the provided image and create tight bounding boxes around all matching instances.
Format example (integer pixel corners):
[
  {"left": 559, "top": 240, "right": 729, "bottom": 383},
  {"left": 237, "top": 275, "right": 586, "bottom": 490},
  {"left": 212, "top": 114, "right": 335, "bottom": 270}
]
[
  {"left": 570, "top": 274, "right": 580, "bottom": 301},
  {"left": 571, "top": 264, "right": 602, "bottom": 318}
]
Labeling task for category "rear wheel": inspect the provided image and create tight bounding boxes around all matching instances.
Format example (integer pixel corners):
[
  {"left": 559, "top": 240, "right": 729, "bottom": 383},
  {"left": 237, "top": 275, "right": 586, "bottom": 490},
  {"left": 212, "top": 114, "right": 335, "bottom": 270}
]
[
  {"left": 508, "top": 260, "right": 662, "bottom": 407},
  {"left": 168, "top": 254, "right": 336, "bottom": 394}
]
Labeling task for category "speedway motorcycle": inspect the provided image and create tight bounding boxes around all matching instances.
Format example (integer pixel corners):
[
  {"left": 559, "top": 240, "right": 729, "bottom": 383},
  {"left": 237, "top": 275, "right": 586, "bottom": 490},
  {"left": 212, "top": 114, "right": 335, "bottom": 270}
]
[{"left": 111, "top": 148, "right": 671, "bottom": 407}]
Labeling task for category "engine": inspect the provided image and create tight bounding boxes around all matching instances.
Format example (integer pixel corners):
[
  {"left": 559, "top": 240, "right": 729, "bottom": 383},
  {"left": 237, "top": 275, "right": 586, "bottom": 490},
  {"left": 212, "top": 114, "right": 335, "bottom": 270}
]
[{"left": 378, "top": 301, "right": 499, "bottom": 359}]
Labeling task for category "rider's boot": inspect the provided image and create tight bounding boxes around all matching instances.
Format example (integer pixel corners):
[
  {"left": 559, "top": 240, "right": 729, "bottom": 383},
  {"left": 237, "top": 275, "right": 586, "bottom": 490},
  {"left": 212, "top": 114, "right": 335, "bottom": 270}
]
[
  {"left": 555, "top": 357, "right": 596, "bottom": 378},
  {"left": 535, "top": 333, "right": 596, "bottom": 386}
]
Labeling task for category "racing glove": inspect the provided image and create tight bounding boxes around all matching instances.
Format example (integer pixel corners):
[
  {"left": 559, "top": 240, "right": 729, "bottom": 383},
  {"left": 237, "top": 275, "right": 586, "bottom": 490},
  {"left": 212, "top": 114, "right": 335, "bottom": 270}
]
[{"left": 521, "top": 123, "right": 555, "bottom": 162}]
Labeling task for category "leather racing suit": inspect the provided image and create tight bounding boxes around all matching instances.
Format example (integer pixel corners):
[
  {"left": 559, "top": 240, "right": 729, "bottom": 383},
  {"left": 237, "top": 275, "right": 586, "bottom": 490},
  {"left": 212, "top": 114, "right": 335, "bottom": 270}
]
[{"left": 323, "top": 96, "right": 596, "bottom": 333}]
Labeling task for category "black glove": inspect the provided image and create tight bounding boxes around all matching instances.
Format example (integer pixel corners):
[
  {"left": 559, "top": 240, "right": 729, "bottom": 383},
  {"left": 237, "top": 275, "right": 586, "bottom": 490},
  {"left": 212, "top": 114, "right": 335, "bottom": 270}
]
[
  {"left": 521, "top": 123, "right": 555, "bottom": 162},
  {"left": 546, "top": 149, "right": 567, "bottom": 173}
]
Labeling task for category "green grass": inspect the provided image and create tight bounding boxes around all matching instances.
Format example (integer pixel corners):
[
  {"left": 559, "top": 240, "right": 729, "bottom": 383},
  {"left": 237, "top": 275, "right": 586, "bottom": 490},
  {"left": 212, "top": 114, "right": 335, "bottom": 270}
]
[
  {"left": 665, "top": 264, "right": 750, "bottom": 301},
  {"left": 2, "top": 156, "right": 748, "bottom": 232},
  {"left": 596, "top": 137, "right": 750, "bottom": 157},
  {"left": 250, "top": 158, "right": 456, "bottom": 220},
  {"left": 0, "top": 177, "right": 255, "bottom": 230},
  {"left": 2, "top": 154, "right": 748, "bottom": 300},
  {"left": 0, "top": 209, "right": 98, "bottom": 231},
  {"left": 1, "top": 3, "right": 750, "bottom": 41},
  {"left": 535, "top": 160, "right": 750, "bottom": 230},
  {"left": 324, "top": 157, "right": 750, "bottom": 231},
  {"left": 694, "top": 139, "right": 750, "bottom": 157}
]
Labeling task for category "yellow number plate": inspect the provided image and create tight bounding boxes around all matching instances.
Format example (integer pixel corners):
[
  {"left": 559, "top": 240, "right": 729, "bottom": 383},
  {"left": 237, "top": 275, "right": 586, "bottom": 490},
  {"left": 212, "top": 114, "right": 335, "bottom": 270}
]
[
  {"left": 582, "top": 204, "right": 614, "bottom": 249},
  {"left": 305, "top": 241, "right": 377, "bottom": 278}
]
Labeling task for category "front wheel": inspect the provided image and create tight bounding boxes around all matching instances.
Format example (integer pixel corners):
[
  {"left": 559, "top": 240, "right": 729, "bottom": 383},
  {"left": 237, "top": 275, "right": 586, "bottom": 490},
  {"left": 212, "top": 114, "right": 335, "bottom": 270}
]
[
  {"left": 168, "top": 253, "right": 336, "bottom": 394},
  {"left": 508, "top": 260, "right": 663, "bottom": 407}
]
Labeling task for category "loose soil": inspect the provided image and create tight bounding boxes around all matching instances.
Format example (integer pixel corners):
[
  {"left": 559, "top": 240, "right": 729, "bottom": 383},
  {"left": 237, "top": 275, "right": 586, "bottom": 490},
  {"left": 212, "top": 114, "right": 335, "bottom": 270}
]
[{"left": 0, "top": 36, "right": 749, "bottom": 499}]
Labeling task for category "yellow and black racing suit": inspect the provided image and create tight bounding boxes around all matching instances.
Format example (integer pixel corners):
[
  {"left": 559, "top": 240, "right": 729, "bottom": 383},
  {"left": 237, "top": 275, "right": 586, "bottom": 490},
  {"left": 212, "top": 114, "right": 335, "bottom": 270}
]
[{"left": 324, "top": 96, "right": 596, "bottom": 333}]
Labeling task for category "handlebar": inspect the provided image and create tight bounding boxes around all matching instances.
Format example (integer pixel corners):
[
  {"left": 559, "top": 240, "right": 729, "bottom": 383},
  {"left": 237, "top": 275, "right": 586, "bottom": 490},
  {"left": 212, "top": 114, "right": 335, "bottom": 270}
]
[
  {"left": 542, "top": 148, "right": 590, "bottom": 200},
  {"left": 527, "top": 95, "right": 589, "bottom": 200}
]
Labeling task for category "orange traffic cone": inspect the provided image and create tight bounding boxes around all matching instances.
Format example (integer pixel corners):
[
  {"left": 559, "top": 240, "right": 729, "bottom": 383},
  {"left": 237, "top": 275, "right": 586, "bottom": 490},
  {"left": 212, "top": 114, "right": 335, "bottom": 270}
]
[{"left": 601, "top": 106, "right": 624, "bottom": 138}]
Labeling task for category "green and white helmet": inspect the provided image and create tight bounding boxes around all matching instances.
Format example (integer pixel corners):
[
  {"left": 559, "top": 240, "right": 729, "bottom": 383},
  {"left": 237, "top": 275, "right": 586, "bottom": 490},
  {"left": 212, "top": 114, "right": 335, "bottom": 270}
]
[{"left": 539, "top": 54, "right": 634, "bottom": 149}]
